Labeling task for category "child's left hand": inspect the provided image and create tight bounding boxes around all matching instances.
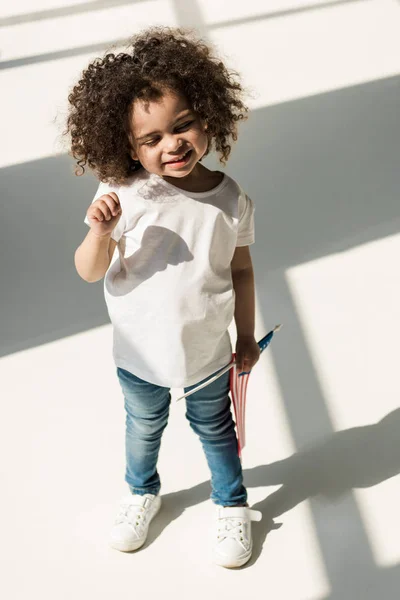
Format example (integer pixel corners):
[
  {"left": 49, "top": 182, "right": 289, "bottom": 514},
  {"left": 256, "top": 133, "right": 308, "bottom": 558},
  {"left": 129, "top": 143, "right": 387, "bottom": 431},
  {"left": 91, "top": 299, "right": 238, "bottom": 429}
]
[{"left": 235, "top": 335, "right": 261, "bottom": 374}]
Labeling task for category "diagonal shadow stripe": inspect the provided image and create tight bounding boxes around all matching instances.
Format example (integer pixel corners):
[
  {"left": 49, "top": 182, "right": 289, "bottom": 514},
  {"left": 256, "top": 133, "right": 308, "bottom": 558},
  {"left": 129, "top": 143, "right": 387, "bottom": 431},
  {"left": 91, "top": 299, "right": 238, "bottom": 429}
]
[
  {"left": 258, "top": 274, "right": 378, "bottom": 584},
  {"left": 0, "top": 37, "right": 130, "bottom": 70},
  {"left": 0, "top": 0, "right": 148, "bottom": 27},
  {"left": 208, "top": 0, "right": 370, "bottom": 31},
  {"left": 0, "top": 0, "right": 369, "bottom": 70},
  {"left": 0, "top": 0, "right": 368, "bottom": 28}
]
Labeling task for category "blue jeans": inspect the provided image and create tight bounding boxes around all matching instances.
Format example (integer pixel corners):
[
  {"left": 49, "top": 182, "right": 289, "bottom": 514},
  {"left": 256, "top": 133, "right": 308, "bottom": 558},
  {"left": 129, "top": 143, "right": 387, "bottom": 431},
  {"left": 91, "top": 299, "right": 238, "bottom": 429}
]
[{"left": 116, "top": 366, "right": 247, "bottom": 506}]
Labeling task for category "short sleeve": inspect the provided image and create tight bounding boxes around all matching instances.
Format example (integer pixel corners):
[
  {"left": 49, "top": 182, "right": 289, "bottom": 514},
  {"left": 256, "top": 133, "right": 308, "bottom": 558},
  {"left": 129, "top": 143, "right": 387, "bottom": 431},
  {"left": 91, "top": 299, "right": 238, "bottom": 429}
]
[
  {"left": 237, "top": 190, "right": 255, "bottom": 247},
  {"left": 84, "top": 181, "right": 126, "bottom": 243}
]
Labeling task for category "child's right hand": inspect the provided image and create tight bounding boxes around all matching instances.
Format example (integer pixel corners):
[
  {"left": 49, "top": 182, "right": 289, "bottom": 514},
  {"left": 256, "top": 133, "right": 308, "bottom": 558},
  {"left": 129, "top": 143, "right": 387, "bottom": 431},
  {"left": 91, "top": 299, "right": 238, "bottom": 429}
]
[{"left": 86, "top": 192, "right": 122, "bottom": 238}]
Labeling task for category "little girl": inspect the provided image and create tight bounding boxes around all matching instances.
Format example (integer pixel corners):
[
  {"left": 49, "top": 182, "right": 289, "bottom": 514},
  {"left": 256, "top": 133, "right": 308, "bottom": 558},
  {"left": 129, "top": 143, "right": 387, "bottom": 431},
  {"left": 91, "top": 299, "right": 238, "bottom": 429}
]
[{"left": 68, "top": 26, "right": 261, "bottom": 568}]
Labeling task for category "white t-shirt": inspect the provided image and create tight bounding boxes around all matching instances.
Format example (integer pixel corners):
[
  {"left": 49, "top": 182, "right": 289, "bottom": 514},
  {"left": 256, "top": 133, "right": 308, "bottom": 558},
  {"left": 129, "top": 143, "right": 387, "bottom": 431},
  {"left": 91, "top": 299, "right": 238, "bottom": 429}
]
[{"left": 84, "top": 168, "right": 255, "bottom": 388}]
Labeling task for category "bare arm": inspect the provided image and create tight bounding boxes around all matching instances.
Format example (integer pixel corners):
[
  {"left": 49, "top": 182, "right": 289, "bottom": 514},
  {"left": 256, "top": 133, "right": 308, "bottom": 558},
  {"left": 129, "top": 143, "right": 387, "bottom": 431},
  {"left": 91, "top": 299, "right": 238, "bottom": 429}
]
[
  {"left": 74, "top": 232, "right": 117, "bottom": 282},
  {"left": 75, "top": 192, "right": 121, "bottom": 283},
  {"left": 231, "top": 245, "right": 260, "bottom": 372},
  {"left": 231, "top": 245, "right": 255, "bottom": 338}
]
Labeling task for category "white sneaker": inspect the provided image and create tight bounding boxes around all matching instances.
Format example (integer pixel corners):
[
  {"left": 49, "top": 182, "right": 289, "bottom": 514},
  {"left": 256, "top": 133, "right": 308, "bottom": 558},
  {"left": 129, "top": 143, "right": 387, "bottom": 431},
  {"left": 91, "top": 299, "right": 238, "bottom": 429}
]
[
  {"left": 213, "top": 506, "right": 262, "bottom": 568},
  {"left": 109, "top": 493, "right": 161, "bottom": 552}
]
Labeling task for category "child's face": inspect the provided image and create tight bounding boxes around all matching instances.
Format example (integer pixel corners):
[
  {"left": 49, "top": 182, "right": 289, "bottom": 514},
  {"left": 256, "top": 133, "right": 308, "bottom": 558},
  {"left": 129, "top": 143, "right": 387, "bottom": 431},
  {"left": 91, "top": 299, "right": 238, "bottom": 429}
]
[{"left": 129, "top": 90, "right": 209, "bottom": 179}]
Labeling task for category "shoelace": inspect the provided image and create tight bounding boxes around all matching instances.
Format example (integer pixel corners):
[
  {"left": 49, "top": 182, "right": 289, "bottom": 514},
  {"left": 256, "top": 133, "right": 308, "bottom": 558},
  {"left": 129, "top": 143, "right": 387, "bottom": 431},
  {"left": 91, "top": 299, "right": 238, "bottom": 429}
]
[
  {"left": 217, "top": 518, "right": 247, "bottom": 543},
  {"left": 116, "top": 502, "right": 148, "bottom": 534}
]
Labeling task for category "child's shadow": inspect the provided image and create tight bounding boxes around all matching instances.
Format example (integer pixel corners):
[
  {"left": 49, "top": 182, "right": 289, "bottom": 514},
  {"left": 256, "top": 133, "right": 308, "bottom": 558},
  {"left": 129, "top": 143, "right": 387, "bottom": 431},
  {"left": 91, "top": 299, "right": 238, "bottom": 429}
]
[{"left": 145, "top": 408, "right": 400, "bottom": 566}]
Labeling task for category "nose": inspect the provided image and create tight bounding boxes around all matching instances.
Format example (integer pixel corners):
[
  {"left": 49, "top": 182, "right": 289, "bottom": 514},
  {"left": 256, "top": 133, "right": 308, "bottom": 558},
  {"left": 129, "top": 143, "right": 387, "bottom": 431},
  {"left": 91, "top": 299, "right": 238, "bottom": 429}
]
[{"left": 163, "top": 133, "right": 183, "bottom": 153}]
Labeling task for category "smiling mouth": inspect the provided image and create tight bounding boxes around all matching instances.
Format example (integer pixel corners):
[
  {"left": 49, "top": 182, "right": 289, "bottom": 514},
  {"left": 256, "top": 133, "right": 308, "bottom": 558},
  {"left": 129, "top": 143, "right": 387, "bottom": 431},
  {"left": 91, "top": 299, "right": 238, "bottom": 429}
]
[{"left": 165, "top": 149, "right": 192, "bottom": 164}]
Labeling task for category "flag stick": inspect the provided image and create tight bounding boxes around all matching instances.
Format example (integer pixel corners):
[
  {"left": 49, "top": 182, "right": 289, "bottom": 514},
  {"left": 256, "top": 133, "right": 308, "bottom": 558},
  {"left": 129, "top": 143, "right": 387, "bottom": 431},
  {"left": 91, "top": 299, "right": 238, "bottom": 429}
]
[{"left": 176, "top": 324, "right": 281, "bottom": 401}]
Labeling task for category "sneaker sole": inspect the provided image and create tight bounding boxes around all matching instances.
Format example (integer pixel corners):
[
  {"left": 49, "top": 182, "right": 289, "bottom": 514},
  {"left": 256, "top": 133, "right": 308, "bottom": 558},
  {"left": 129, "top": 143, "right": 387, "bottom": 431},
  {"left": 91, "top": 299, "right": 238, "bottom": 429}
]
[
  {"left": 109, "top": 498, "right": 162, "bottom": 552},
  {"left": 214, "top": 546, "right": 252, "bottom": 568},
  {"left": 110, "top": 538, "right": 146, "bottom": 552}
]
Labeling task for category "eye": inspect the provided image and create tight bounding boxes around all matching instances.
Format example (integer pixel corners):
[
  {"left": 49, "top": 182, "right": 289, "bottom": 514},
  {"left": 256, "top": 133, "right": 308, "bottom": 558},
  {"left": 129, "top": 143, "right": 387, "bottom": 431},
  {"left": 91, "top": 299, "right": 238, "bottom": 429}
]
[
  {"left": 176, "top": 120, "right": 194, "bottom": 132},
  {"left": 144, "top": 138, "right": 159, "bottom": 147}
]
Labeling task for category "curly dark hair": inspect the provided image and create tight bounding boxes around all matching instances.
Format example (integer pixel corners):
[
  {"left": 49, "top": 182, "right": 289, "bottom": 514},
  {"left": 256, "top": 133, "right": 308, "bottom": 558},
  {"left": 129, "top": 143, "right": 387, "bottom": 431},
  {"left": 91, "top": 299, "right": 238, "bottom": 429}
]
[{"left": 64, "top": 26, "right": 248, "bottom": 184}]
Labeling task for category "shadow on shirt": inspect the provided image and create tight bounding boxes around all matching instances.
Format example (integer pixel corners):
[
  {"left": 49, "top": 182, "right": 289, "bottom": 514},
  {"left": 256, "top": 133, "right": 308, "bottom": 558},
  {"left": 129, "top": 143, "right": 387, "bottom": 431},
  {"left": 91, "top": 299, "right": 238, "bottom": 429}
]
[{"left": 106, "top": 226, "right": 194, "bottom": 296}]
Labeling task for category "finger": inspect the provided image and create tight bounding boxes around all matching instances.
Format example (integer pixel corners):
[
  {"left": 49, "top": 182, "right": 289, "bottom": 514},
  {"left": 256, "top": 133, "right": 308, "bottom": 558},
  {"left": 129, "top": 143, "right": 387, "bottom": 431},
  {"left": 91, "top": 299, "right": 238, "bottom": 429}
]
[
  {"left": 103, "top": 193, "right": 121, "bottom": 216},
  {"left": 240, "top": 357, "right": 253, "bottom": 373},
  {"left": 97, "top": 199, "right": 114, "bottom": 221},
  {"left": 236, "top": 356, "right": 244, "bottom": 372},
  {"left": 90, "top": 206, "right": 105, "bottom": 222},
  {"left": 107, "top": 192, "right": 120, "bottom": 205}
]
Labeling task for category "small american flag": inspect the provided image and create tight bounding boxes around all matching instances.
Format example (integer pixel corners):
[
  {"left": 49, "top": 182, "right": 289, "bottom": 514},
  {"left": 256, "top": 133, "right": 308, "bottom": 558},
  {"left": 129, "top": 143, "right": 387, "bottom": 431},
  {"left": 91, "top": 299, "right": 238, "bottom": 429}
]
[
  {"left": 230, "top": 357, "right": 251, "bottom": 458},
  {"left": 177, "top": 325, "right": 281, "bottom": 458}
]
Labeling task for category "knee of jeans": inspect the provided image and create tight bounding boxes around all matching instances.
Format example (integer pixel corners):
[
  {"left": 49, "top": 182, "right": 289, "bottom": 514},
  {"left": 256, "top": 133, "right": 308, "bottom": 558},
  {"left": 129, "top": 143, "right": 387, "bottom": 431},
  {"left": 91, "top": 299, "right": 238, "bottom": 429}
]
[
  {"left": 187, "top": 412, "right": 235, "bottom": 441},
  {"left": 126, "top": 415, "right": 169, "bottom": 441},
  {"left": 125, "top": 405, "right": 169, "bottom": 440}
]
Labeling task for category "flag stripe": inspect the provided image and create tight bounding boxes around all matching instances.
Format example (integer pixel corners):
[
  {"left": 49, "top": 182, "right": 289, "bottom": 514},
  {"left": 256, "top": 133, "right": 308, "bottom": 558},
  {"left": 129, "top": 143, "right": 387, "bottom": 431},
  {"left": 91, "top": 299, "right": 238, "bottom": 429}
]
[
  {"left": 230, "top": 354, "right": 250, "bottom": 458},
  {"left": 229, "top": 328, "right": 279, "bottom": 457}
]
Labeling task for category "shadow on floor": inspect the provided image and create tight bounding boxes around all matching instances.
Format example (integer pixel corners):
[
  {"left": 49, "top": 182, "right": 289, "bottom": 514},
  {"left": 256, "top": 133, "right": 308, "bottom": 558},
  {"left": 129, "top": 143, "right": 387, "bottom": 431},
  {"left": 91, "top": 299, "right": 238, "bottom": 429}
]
[{"left": 145, "top": 408, "right": 400, "bottom": 590}]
